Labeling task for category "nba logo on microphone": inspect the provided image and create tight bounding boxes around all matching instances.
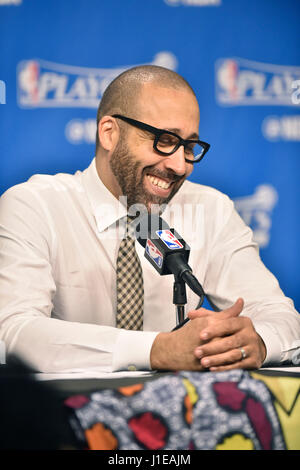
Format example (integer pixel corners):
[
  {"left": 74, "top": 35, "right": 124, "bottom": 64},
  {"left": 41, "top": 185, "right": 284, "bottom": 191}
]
[
  {"left": 156, "top": 230, "right": 183, "bottom": 250},
  {"left": 146, "top": 240, "right": 163, "bottom": 268}
]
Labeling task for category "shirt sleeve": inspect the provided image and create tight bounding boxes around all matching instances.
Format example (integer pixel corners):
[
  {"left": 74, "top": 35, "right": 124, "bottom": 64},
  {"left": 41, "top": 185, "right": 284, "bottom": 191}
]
[
  {"left": 203, "top": 195, "right": 300, "bottom": 365},
  {"left": 0, "top": 185, "right": 156, "bottom": 373}
]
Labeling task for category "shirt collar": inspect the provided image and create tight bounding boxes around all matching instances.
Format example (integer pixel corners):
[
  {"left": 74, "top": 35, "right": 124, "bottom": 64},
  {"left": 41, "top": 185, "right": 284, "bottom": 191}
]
[
  {"left": 82, "top": 158, "right": 127, "bottom": 233},
  {"left": 81, "top": 157, "right": 191, "bottom": 234}
]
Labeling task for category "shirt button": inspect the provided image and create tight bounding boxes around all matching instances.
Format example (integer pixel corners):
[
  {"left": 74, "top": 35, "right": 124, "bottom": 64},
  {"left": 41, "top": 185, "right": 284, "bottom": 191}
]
[{"left": 128, "top": 365, "right": 137, "bottom": 371}]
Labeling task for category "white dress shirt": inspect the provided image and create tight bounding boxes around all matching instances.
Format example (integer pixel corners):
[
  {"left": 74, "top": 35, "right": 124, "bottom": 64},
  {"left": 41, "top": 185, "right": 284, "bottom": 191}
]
[{"left": 0, "top": 158, "right": 299, "bottom": 373}]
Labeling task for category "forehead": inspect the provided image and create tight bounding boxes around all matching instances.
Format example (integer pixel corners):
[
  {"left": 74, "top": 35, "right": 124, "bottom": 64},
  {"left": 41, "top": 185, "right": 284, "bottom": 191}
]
[{"left": 137, "top": 83, "right": 200, "bottom": 137}]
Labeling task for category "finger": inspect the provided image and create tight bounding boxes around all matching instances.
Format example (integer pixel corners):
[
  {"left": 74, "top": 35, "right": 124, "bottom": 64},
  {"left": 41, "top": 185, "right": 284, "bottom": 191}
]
[
  {"left": 199, "top": 347, "right": 247, "bottom": 369},
  {"left": 219, "top": 298, "right": 244, "bottom": 319},
  {"left": 194, "top": 335, "right": 241, "bottom": 359},
  {"left": 200, "top": 313, "right": 246, "bottom": 341},
  {"left": 188, "top": 307, "right": 215, "bottom": 320},
  {"left": 188, "top": 298, "right": 244, "bottom": 321},
  {"left": 209, "top": 349, "right": 263, "bottom": 371},
  {"left": 209, "top": 360, "right": 252, "bottom": 372}
]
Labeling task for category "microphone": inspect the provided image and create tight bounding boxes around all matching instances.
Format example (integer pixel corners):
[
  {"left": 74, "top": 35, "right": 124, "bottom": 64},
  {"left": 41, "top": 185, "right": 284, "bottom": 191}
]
[{"left": 134, "top": 214, "right": 205, "bottom": 300}]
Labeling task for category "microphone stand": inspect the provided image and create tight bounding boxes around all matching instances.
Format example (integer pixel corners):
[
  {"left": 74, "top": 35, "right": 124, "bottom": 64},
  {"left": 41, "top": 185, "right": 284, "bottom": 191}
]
[
  {"left": 173, "top": 274, "right": 187, "bottom": 326},
  {"left": 172, "top": 270, "right": 206, "bottom": 331}
]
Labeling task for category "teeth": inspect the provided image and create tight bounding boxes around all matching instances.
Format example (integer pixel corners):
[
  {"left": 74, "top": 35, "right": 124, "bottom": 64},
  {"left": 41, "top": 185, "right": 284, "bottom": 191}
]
[{"left": 147, "top": 175, "right": 171, "bottom": 190}]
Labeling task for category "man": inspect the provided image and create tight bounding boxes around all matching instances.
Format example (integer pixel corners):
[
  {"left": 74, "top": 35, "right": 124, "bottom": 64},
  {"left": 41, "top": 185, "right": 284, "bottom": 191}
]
[{"left": 0, "top": 65, "right": 299, "bottom": 373}]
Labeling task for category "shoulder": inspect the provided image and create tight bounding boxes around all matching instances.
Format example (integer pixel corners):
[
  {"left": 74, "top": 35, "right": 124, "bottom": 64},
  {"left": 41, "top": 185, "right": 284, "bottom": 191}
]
[
  {"left": 173, "top": 179, "right": 234, "bottom": 212},
  {"left": 1, "top": 170, "right": 83, "bottom": 205},
  {"left": 166, "top": 180, "right": 237, "bottom": 245},
  {"left": 0, "top": 171, "right": 86, "bottom": 234}
]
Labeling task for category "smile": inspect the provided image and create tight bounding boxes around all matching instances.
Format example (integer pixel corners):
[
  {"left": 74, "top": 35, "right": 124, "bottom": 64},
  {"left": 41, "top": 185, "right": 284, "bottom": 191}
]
[{"left": 146, "top": 174, "right": 172, "bottom": 190}]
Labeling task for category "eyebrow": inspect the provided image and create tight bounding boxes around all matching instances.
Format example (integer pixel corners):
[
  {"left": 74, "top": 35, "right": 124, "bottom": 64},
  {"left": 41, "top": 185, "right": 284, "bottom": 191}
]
[{"left": 165, "top": 128, "right": 199, "bottom": 140}]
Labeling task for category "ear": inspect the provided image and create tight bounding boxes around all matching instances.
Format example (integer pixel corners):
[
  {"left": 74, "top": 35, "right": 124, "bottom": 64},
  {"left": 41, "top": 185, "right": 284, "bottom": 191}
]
[{"left": 97, "top": 116, "right": 119, "bottom": 152}]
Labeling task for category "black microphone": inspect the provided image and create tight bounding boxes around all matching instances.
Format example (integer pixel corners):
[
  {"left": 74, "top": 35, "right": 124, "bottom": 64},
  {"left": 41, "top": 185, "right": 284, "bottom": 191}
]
[{"left": 134, "top": 214, "right": 205, "bottom": 300}]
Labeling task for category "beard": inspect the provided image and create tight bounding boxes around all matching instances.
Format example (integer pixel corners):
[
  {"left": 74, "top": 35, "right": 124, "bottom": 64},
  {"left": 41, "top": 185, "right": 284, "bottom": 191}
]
[{"left": 109, "top": 137, "right": 186, "bottom": 212}]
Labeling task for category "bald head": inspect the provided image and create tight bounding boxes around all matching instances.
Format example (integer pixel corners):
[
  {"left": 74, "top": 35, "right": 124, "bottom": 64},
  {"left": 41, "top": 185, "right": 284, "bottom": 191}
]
[{"left": 95, "top": 65, "right": 196, "bottom": 153}]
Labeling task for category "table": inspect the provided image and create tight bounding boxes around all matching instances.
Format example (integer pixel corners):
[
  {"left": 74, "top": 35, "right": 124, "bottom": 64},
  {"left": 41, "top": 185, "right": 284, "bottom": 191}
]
[
  {"left": 57, "top": 366, "right": 300, "bottom": 451},
  {"left": 1, "top": 364, "right": 299, "bottom": 451}
]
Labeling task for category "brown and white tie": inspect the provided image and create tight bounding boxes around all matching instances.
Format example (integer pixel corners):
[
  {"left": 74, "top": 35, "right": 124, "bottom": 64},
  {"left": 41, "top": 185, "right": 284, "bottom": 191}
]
[{"left": 116, "top": 216, "right": 144, "bottom": 330}]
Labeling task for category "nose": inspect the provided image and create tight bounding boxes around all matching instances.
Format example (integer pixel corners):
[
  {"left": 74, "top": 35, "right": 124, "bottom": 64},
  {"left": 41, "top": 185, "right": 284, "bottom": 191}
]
[{"left": 163, "top": 145, "right": 187, "bottom": 176}]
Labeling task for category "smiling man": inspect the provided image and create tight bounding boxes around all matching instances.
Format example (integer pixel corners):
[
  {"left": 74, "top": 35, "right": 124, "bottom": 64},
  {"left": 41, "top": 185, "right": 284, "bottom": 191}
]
[
  {"left": 0, "top": 65, "right": 299, "bottom": 374},
  {"left": 95, "top": 72, "right": 200, "bottom": 210}
]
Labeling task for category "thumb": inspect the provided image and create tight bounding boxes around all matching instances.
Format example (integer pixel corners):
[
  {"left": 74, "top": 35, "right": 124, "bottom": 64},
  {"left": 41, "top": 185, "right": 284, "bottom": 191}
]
[
  {"left": 188, "top": 298, "right": 244, "bottom": 321},
  {"left": 221, "top": 298, "right": 244, "bottom": 318}
]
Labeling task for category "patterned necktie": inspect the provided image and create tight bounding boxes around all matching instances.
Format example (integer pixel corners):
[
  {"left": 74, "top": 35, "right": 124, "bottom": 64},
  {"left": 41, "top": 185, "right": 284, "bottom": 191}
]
[{"left": 116, "top": 216, "right": 144, "bottom": 330}]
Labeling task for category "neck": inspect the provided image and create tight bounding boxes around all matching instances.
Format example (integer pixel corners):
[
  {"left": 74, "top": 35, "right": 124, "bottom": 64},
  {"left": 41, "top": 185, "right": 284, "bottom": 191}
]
[{"left": 95, "top": 153, "right": 122, "bottom": 201}]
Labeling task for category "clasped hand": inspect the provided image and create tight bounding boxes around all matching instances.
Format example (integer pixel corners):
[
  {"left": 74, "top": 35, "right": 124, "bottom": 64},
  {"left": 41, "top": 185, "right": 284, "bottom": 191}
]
[
  {"left": 188, "top": 298, "right": 266, "bottom": 371},
  {"left": 150, "top": 298, "right": 266, "bottom": 371}
]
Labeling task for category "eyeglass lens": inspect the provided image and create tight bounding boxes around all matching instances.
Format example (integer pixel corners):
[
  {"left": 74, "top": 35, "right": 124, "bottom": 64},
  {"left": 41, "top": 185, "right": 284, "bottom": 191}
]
[{"left": 156, "top": 133, "right": 204, "bottom": 160}]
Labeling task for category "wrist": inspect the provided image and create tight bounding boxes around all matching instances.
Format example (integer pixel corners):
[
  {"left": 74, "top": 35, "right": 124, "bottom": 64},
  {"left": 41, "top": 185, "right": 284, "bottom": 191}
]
[{"left": 150, "top": 332, "right": 171, "bottom": 370}]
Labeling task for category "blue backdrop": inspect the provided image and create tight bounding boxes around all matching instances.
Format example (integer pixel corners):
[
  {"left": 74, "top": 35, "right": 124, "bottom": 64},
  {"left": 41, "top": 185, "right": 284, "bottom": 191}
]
[{"left": 0, "top": 0, "right": 299, "bottom": 310}]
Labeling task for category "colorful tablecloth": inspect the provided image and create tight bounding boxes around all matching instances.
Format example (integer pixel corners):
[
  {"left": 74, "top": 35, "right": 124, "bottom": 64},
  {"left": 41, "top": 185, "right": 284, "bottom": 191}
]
[{"left": 65, "top": 370, "right": 300, "bottom": 450}]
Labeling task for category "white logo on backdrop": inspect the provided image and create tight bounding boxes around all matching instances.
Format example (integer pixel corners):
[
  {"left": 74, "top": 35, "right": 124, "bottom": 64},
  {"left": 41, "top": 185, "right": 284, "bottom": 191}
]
[
  {"left": 17, "top": 52, "right": 178, "bottom": 108},
  {"left": 292, "top": 79, "right": 300, "bottom": 104},
  {"left": 0, "top": 80, "right": 5, "bottom": 104},
  {"left": 262, "top": 115, "right": 300, "bottom": 141},
  {"left": 0, "top": 0, "right": 21, "bottom": 5},
  {"left": 234, "top": 185, "right": 278, "bottom": 248},
  {"left": 216, "top": 58, "right": 300, "bottom": 106},
  {"left": 65, "top": 119, "right": 96, "bottom": 144},
  {"left": 165, "top": 0, "right": 221, "bottom": 6}
]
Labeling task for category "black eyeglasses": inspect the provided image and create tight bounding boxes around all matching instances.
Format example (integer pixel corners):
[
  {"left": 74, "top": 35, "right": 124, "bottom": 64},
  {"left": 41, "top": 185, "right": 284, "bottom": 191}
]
[{"left": 112, "top": 114, "right": 210, "bottom": 163}]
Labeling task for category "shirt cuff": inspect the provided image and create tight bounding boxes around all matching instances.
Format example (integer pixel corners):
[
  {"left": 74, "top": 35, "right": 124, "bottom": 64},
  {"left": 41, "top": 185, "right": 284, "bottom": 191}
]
[
  {"left": 112, "top": 330, "right": 159, "bottom": 371},
  {"left": 253, "top": 322, "right": 283, "bottom": 365}
]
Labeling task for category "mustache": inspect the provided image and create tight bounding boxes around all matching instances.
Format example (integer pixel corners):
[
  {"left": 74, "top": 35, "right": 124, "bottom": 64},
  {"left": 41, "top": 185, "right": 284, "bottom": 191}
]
[{"left": 142, "top": 166, "right": 184, "bottom": 183}]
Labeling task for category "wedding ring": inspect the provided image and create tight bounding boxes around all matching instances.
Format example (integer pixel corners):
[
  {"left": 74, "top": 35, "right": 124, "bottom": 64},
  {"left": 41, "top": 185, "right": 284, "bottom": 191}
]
[{"left": 240, "top": 348, "right": 247, "bottom": 360}]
